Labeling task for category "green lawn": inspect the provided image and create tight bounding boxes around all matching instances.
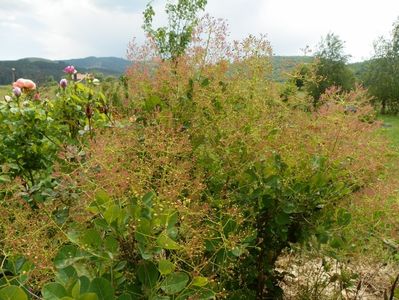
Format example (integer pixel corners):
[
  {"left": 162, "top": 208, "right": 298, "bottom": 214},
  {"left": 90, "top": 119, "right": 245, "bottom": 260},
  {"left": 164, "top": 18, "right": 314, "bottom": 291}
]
[
  {"left": 353, "top": 114, "right": 399, "bottom": 259},
  {"left": 379, "top": 115, "right": 399, "bottom": 149},
  {"left": 0, "top": 85, "right": 10, "bottom": 99},
  {"left": 333, "top": 115, "right": 399, "bottom": 263}
]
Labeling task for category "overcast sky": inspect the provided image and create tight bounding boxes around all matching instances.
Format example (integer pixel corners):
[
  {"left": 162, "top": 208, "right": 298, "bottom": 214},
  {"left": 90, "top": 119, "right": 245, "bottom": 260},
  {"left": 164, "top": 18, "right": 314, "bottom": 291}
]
[{"left": 1, "top": 0, "right": 399, "bottom": 62}]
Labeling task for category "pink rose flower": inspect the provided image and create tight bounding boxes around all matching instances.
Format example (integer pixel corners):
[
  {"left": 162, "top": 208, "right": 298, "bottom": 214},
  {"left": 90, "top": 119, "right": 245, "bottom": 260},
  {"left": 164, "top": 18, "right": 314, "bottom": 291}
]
[
  {"left": 12, "top": 78, "right": 26, "bottom": 88},
  {"left": 12, "top": 78, "right": 36, "bottom": 90},
  {"left": 23, "top": 79, "right": 36, "bottom": 90}
]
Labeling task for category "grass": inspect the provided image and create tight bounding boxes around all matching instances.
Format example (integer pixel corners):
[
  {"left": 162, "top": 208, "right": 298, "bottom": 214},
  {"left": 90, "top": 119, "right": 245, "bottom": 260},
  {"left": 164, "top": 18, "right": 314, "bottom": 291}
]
[
  {"left": 0, "top": 84, "right": 61, "bottom": 101},
  {"left": 283, "top": 115, "right": 399, "bottom": 298},
  {"left": 379, "top": 114, "right": 399, "bottom": 149},
  {"left": 0, "top": 85, "right": 10, "bottom": 98},
  {"left": 340, "top": 115, "right": 399, "bottom": 262}
]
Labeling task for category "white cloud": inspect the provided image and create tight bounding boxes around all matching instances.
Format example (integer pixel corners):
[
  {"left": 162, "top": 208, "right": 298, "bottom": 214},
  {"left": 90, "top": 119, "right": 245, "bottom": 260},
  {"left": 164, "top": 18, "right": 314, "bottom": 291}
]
[
  {"left": 1, "top": 0, "right": 144, "bottom": 59},
  {"left": 254, "top": 0, "right": 399, "bottom": 61},
  {"left": 1, "top": 0, "right": 399, "bottom": 61}
]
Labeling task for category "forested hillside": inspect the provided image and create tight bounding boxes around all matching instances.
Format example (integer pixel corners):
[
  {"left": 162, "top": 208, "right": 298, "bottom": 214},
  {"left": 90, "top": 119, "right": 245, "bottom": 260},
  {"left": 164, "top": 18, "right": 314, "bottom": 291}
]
[
  {"left": 0, "top": 57, "right": 131, "bottom": 85},
  {"left": 0, "top": 55, "right": 370, "bottom": 86}
]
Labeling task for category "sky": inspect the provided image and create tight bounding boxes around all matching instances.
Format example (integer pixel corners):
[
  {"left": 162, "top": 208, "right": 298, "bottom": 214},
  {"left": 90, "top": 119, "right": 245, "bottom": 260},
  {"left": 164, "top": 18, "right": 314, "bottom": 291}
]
[{"left": 1, "top": 0, "right": 399, "bottom": 62}]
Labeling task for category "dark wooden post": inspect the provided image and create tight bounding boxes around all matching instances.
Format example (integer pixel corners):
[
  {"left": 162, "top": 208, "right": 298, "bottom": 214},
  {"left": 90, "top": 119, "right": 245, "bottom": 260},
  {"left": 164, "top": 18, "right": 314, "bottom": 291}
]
[{"left": 11, "top": 68, "right": 16, "bottom": 83}]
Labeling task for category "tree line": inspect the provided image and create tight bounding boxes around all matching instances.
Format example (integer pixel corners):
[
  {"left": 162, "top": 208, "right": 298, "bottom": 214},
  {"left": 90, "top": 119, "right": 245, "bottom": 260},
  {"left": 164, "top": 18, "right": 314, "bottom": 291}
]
[{"left": 290, "top": 19, "right": 399, "bottom": 114}]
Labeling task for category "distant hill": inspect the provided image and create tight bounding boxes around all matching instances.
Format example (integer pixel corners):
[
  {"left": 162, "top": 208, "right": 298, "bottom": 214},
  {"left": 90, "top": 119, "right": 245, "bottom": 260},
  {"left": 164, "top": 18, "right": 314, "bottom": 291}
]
[
  {"left": 271, "top": 56, "right": 314, "bottom": 82},
  {"left": 0, "top": 57, "right": 132, "bottom": 86},
  {"left": 348, "top": 61, "right": 369, "bottom": 82},
  {"left": 0, "top": 55, "right": 368, "bottom": 86},
  {"left": 63, "top": 57, "right": 131, "bottom": 75},
  {"left": 271, "top": 56, "right": 370, "bottom": 83}
]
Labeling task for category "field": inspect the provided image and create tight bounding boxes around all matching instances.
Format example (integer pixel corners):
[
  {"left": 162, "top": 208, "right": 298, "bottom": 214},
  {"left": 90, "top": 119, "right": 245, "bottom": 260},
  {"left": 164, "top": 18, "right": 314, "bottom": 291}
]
[
  {"left": 380, "top": 115, "right": 399, "bottom": 149},
  {"left": 0, "top": 85, "right": 9, "bottom": 98}
]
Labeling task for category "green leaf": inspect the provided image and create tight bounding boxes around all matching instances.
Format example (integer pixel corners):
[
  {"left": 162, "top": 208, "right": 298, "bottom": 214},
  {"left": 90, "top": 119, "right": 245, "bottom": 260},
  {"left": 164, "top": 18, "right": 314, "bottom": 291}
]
[
  {"left": 135, "top": 219, "right": 152, "bottom": 243},
  {"left": 316, "top": 231, "right": 329, "bottom": 244},
  {"left": 0, "top": 174, "right": 11, "bottom": 183},
  {"left": 161, "top": 272, "right": 189, "bottom": 295},
  {"left": 222, "top": 218, "right": 237, "bottom": 237},
  {"left": 191, "top": 276, "right": 208, "bottom": 287},
  {"left": 167, "top": 226, "right": 178, "bottom": 240},
  {"left": 71, "top": 279, "right": 81, "bottom": 298},
  {"left": 79, "top": 276, "right": 90, "bottom": 294},
  {"left": 78, "top": 293, "right": 99, "bottom": 300},
  {"left": 275, "top": 213, "right": 290, "bottom": 225},
  {"left": 157, "top": 233, "right": 180, "bottom": 250},
  {"left": 137, "top": 261, "right": 159, "bottom": 288},
  {"left": 89, "top": 191, "right": 111, "bottom": 213},
  {"left": 158, "top": 259, "right": 175, "bottom": 275},
  {"left": 282, "top": 201, "right": 296, "bottom": 214},
  {"left": 6, "top": 256, "right": 34, "bottom": 278},
  {"left": 143, "top": 95, "right": 163, "bottom": 112},
  {"left": 142, "top": 191, "right": 155, "bottom": 208},
  {"left": 312, "top": 155, "right": 327, "bottom": 170},
  {"left": 95, "top": 190, "right": 111, "bottom": 205},
  {"left": 0, "top": 286, "right": 28, "bottom": 300},
  {"left": 104, "top": 236, "right": 119, "bottom": 255},
  {"left": 54, "top": 266, "right": 78, "bottom": 286},
  {"left": 176, "top": 288, "right": 215, "bottom": 300},
  {"left": 80, "top": 229, "right": 102, "bottom": 249},
  {"left": 231, "top": 246, "right": 245, "bottom": 257},
  {"left": 117, "top": 294, "right": 132, "bottom": 300},
  {"left": 42, "top": 283, "right": 68, "bottom": 300},
  {"left": 337, "top": 209, "right": 351, "bottom": 226},
  {"left": 103, "top": 204, "right": 121, "bottom": 225},
  {"left": 330, "top": 237, "right": 344, "bottom": 249},
  {"left": 88, "top": 278, "right": 114, "bottom": 300},
  {"left": 52, "top": 208, "right": 69, "bottom": 225},
  {"left": 201, "top": 77, "right": 210, "bottom": 87},
  {"left": 166, "top": 211, "right": 179, "bottom": 229},
  {"left": 54, "top": 245, "right": 91, "bottom": 269}
]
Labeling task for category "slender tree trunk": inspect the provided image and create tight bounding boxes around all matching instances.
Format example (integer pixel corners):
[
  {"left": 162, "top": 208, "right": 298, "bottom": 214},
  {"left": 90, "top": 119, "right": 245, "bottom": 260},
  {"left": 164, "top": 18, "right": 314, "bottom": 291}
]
[{"left": 381, "top": 99, "right": 387, "bottom": 114}]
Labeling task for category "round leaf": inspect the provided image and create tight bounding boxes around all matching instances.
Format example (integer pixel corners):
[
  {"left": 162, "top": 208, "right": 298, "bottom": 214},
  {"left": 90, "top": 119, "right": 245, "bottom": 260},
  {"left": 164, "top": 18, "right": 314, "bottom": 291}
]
[
  {"left": 157, "top": 233, "right": 180, "bottom": 250},
  {"left": 137, "top": 261, "right": 159, "bottom": 288},
  {"left": 158, "top": 259, "right": 175, "bottom": 275},
  {"left": 191, "top": 276, "right": 208, "bottom": 287},
  {"left": 161, "top": 272, "right": 189, "bottom": 295},
  {"left": 78, "top": 293, "right": 99, "bottom": 300},
  {"left": 54, "top": 245, "right": 90, "bottom": 269},
  {"left": 42, "top": 282, "right": 68, "bottom": 300},
  {"left": 88, "top": 278, "right": 114, "bottom": 300},
  {"left": 117, "top": 294, "right": 132, "bottom": 300},
  {"left": 0, "top": 286, "right": 28, "bottom": 300}
]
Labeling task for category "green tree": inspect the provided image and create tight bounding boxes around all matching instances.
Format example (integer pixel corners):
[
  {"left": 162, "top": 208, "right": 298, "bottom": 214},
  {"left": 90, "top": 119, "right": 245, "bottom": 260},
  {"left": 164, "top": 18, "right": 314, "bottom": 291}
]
[
  {"left": 306, "top": 33, "right": 355, "bottom": 106},
  {"left": 363, "top": 19, "right": 399, "bottom": 114},
  {"left": 143, "top": 0, "right": 207, "bottom": 61}
]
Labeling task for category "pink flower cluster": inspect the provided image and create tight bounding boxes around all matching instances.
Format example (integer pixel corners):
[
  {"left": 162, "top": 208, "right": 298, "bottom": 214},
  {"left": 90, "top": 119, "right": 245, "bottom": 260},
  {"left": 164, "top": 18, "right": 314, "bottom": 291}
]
[
  {"left": 64, "top": 65, "right": 76, "bottom": 74},
  {"left": 12, "top": 78, "right": 36, "bottom": 90}
]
